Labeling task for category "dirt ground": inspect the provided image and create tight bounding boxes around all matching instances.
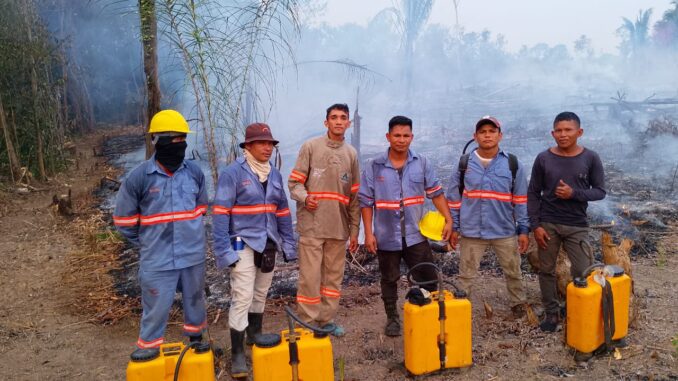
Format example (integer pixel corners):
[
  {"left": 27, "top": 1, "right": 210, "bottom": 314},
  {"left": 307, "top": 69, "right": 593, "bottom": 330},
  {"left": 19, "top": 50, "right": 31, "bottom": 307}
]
[{"left": 0, "top": 131, "right": 676, "bottom": 381}]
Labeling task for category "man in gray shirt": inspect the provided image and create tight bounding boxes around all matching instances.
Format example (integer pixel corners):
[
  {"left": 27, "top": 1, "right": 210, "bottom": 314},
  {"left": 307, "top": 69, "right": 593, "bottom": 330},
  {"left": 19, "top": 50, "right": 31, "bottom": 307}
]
[{"left": 527, "top": 111, "right": 606, "bottom": 332}]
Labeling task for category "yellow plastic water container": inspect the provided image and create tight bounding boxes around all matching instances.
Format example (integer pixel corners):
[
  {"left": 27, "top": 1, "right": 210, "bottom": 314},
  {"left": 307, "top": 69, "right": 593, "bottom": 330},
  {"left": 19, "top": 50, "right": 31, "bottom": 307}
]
[
  {"left": 126, "top": 342, "right": 215, "bottom": 381},
  {"left": 252, "top": 328, "right": 334, "bottom": 381},
  {"left": 566, "top": 265, "right": 631, "bottom": 354},
  {"left": 403, "top": 290, "right": 472, "bottom": 375}
]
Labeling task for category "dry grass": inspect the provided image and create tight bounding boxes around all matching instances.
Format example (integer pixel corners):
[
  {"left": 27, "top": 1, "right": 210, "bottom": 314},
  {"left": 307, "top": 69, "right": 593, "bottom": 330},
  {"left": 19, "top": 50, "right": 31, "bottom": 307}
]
[{"left": 62, "top": 210, "right": 139, "bottom": 325}]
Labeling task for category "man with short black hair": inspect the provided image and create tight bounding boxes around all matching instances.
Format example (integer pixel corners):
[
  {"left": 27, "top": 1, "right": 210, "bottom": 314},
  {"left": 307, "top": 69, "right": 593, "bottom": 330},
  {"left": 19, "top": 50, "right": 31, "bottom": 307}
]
[
  {"left": 528, "top": 111, "right": 606, "bottom": 332},
  {"left": 359, "top": 115, "right": 452, "bottom": 336},
  {"left": 288, "top": 103, "right": 360, "bottom": 337},
  {"left": 446, "top": 116, "right": 529, "bottom": 318}
]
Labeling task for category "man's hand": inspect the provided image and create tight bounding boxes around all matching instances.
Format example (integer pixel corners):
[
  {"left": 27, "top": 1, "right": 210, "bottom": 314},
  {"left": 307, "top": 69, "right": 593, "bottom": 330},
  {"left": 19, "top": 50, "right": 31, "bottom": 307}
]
[
  {"left": 348, "top": 234, "right": 359, "bottom": 253},
  {"left": 555, "top": 179, "right": 573, "bottom": 199},
  {"left": 364, "top": 232, "right": 377, "bottom": 254},
  {"left": 305, "top": 194, "right": 319, "bottom": 210},
  {"left": 517, "top": 234, "right": 529, "bottom": 254},
  {"left": 533, "top": 227, "right": 550, "bottom": 249},
  {"left": 449, "top": 231, "right": 459, "bottom": 251},
  {"left": 441, "top": 220, "right": 453, "bottom": 241}
]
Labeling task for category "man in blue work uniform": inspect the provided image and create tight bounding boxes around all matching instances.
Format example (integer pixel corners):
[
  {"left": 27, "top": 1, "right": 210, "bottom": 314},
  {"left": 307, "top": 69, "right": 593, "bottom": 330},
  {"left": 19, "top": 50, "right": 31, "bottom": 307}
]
[
  {"left": 113, "top": 109, "right": 208, "bottom": 359},
  {"left": 212, "top": 123, "right": 297, "bottom": 378},
  {"left": 446, "top": 116, "right": 529, "bottom": 318},
  {"left": 359, "top": 115, "right": 453, "bottom": 337}
]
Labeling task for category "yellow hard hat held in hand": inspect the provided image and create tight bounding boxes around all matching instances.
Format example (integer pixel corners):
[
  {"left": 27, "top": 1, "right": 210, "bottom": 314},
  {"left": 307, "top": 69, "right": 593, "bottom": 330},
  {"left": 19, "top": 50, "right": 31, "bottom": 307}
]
[
  {"left": 419, "top": 211, "right": 446, "bottom": 241},
  {"left": 148, "top": 109, "right": 193, "bottom": 134}
]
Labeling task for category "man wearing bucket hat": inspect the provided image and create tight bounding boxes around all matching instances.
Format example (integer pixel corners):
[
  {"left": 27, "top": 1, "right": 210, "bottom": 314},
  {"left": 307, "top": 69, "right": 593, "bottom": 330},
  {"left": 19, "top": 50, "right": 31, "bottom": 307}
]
[
  {"left": 359, "top": 115, "right": 452, "bottom": 337},
  {"left": 212, "top": 123, "right": 297, "bottom": 377},
  {"left": 113, "top": 109, "right": 209, "bottom": 360},
  {"left": 445, "top": 116, "right": 529, "bottom": 318}
]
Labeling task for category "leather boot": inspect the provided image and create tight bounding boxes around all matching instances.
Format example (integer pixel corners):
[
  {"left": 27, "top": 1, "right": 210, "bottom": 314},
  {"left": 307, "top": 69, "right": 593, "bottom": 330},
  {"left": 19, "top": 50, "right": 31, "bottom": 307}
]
[
  {"left": 384, "top": 302, "right": 401, "bottom": 337},
  {"left": 230, "top": 328, "right": 248, "bottom": 378},
  {"left": 246, "top": 312, "right": 263, "bottom": 346}
]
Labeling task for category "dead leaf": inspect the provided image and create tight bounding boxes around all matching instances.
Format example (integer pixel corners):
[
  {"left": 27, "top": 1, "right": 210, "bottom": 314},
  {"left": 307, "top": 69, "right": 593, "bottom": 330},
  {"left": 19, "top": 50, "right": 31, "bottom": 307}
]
[
  {"left": 525, "top": 304, "right": 539, "bottom": 327},
  {"left": 483, "top": 300, "right": 494, "bottom": 319},
  {"left": 614, "top": 347, "right": 622, "bottom": 360}
]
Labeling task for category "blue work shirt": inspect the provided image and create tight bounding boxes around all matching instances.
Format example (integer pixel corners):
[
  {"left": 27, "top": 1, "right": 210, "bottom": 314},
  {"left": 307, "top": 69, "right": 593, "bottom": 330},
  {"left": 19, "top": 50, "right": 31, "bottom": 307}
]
[
  {"left": 212, "top": 157, "right": 297, "bottom": 268},
  {"left": 113, "top": 157, "right": 208, "bottom": 271},
  {"left": 359, "top": 149, "right": 444, "bottom": 251},
  {"left": 446, "top": 150, "right": 529, "bottom": 239}
]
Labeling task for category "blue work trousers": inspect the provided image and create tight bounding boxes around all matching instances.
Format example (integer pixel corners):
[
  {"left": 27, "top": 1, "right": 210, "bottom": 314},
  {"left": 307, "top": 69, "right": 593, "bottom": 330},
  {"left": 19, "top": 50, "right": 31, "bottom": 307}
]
[{"left": 137, "top": 262, "right": 207, "bottom": 349}]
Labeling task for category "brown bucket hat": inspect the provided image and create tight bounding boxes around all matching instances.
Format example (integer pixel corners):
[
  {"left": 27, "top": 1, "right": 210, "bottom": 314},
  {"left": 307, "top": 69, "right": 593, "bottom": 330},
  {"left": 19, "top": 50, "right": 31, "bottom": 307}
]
[{"left": 239, "top": 122, "right": 279, "bottom": 148}]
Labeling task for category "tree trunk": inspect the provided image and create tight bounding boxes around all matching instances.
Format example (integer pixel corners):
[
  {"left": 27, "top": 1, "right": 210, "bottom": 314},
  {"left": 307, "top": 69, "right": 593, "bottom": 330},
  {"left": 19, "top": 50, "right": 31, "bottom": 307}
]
[
  {"left": 139, "top": 0, "right": 161, "bottom": 159},
  {"left": 0, "top": 95, "right": 22, "bottom": 181}
]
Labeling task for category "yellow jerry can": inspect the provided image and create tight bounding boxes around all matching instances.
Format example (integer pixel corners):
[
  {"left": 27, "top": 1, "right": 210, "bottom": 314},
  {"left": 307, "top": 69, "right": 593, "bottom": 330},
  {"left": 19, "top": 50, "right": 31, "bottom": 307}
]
[
  {"left": 566, "top": 265, "right": 631, "bottom": 354},
  {"left": 126, "top": 342, "right": 215, "bottom": 381},
  {"left": 403, "top": 290, "right": 472, "bottom": 375},
  {"left": 252, "top": 328, "right": 334, "bottom": 381}
]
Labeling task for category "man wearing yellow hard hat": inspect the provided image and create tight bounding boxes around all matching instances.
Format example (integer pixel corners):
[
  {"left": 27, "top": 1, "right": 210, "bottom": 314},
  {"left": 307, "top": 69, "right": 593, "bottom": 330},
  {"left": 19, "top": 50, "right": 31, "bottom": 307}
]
[
  {"left": 358, "top": 115, "right": 453, "bottom": 337},
  {"left": 113, "top": 109, "right": 209, "bottom": 360}
]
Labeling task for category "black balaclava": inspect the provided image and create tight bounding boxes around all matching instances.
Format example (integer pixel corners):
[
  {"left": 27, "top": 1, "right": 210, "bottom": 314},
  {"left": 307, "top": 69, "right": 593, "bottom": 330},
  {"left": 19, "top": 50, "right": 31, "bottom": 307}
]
[{"left": 154, "top": 135, "right": 187, "bottom": 173}]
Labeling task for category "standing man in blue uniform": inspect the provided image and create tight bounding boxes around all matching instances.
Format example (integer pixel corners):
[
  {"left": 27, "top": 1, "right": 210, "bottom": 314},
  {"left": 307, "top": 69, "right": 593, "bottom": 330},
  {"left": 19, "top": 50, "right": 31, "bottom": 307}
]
[
  {"left": 446, "top": 116, "right": 529, "bottom": 318},
  {"left": 212, "top": 123, "right": 297, "bottom": 378},
  {"left": 359, "top": 115, "right": 453, "bottom": 337},
  {"left": 113, "top": 109, "right": 208, "bottom": 359}
]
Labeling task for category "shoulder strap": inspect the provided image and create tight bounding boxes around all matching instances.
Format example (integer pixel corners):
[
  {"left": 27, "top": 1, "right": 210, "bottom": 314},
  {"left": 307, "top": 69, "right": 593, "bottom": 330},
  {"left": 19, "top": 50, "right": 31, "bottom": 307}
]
[
  {"left": 508, "top": 153, "right": 518, "bottom": 193},
  {"left": 458, "top": 153, "right": 470, "bottom": 196}
]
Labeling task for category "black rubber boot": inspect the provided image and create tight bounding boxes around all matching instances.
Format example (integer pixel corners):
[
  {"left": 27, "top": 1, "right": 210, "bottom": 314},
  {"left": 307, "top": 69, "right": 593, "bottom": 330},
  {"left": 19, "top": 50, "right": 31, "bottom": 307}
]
[
  {"left": 384, "top": 302, "right": 401, "bottom": 337},
  {"left": 130, "top": 347, "right": 160, "bottom": 361},
  {"left": 230, "top": 328, "right": 248, "bottom": 378},
  {"left": 246, "top": 312, "right": 263, "bottom": 346}
]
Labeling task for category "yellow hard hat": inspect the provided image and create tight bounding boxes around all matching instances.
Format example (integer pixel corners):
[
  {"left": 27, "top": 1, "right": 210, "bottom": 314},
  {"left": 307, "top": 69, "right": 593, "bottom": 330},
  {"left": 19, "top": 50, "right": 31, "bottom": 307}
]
[
  {"left": 148, "top": 109, "right": 193, "bottom": 134},
  {"left": 419, "top": 211, "right": 446, "bottom": 241}
]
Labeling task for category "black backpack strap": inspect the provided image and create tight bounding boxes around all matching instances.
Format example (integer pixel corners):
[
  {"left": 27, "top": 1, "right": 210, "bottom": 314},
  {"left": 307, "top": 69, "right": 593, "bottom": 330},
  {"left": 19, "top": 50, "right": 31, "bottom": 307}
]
[
  {"left": 457, "top": 154, "right": 470, "bottom": 197},
  {"left": 507, "top": 153, "right": 518, "bottom": 194}
]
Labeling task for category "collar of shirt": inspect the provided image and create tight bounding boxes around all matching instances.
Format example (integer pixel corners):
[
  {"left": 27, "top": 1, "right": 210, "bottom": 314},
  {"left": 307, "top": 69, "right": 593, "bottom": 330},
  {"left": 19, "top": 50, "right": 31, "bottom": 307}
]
[
  {"left": 374, "top": 148, "right": 419, "bottom": 168},
  {"left": 324, "top": 134, "right": 344, "bottom": 149},
  {"left": 146, "top": 154, "right": 187, "bottom": 176}
]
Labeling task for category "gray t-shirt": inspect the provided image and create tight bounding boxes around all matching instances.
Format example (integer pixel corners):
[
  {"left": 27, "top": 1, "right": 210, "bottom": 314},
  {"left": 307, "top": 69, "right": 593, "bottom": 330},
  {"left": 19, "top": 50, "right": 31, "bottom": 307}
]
[{"left": 527, "top": 148, "right": 606, "bottom": 228}]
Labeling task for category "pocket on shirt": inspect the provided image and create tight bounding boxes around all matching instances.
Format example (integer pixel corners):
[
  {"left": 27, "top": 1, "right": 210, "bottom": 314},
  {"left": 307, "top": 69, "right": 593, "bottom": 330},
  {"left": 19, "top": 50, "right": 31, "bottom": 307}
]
[
  {"left": 181, "top": 183, "right": 199, "bottom": 210},
  {"left": 491, "top": 169, "right": 513, "bottom": 192}
]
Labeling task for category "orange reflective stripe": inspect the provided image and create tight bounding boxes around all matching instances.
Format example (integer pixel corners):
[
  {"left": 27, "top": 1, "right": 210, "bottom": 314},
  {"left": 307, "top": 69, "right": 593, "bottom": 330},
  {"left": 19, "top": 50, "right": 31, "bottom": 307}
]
[
  {"left": 320, "top": 287, "right": 341, "bottom": 298},
  {"left": 137, "top": 337, "right": 164, "bottom": 349},
  {"left": 275, "top": 208, "right": 291, "bottom": 217},
  {"left": 448, "top": 201, "right": 461, "bottom": 209},
  {"left": 296, "top": 294, "right": 321, "bottom": 304},
  {"left": 375, "top": 200, "right": 400, "bottom": 210},
  {"left": 289, "top": 170, "right": 307, "bottom": 184},
  {"left": 425, "top": 185, "right": 442, "bottom": 195},
  {"left": 231, "top": 204, "right": 277, "bottom": 215},
  {"left": 139, "top": 205, "right": 207, "bottom": 225},
  {"left": 183, "top": 321, "right": 207, "bottom": 333},
  {"left": 351, "top": 183, "right": 360, "bottom": 193},
  {"left": 113, "top": 214, "right": 140, "bottom": 226},
  {"left": 403, "top": 196, "right": 425, "bottom": 206},
  {"left": 308, "top": 192, "right": 349, "bottom": 205},
  {"left": 512, "top": 195, "right": 527, "bottom": 204},
  {"left": 463, "top": 190, "right": 512, "bottom": 203},
  {"left": 212, "top": 206, "right": 232, "bottom": 215}
]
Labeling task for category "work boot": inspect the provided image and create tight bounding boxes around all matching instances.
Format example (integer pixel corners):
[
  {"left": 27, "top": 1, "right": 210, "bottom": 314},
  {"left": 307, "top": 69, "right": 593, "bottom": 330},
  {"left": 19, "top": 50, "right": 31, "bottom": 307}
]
[
  {"left": 384, "top": 302, "right": 401, "bottom": 337},
  {"left": 189, "top": 334, "right": 202, "bottom": 343},
  {"left": 230, "top": 328, "right": 248, "bottom": 378},
  {"left": 246, "top": 312, "right": 263, "bottom": 346},
  {"left": 130, "top": 347, "right": 160, "bottom": 361},
  {"left": 539, "top": 313, "right": 560, "bottom": 332}
]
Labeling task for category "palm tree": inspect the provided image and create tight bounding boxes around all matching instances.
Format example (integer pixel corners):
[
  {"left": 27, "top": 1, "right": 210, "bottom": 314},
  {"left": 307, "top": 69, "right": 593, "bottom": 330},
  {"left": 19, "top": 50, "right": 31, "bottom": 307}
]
[{"left": 617, "top": 9, "right": 653, "bottom": 60}]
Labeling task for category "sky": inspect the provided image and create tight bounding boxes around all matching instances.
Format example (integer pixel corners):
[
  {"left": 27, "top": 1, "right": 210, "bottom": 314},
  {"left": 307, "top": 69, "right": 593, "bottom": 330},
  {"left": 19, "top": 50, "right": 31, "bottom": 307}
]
[{"left": 311, "top": 0, "right": 674, "bottom": 54}]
